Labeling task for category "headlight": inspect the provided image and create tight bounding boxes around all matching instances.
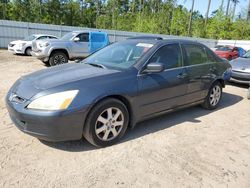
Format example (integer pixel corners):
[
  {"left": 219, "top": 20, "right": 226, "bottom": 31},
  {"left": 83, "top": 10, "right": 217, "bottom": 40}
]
[
  {"left": 39, "top": 42, "right": 50, "bottom": 48},
  {"left": 27, "top": 90, "right": 79, "bottom": 110}
]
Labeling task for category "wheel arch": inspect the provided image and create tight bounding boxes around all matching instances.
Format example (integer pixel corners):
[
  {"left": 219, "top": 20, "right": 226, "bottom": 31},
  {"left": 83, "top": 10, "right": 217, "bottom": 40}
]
[
  {"left": 49, "top": 49, "right": 69, "bottom": 59},
  {"left": 84, "top": 95, "right": 135, "bottom": 129}
]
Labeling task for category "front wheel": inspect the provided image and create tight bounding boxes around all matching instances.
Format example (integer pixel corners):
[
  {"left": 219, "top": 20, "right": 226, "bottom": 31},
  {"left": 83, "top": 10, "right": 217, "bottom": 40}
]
[
  {"left": 202, "top": 82, "right": 222, "bottom": 110},
  {"left": 25, "top": 47, "right": 32, "bottom": 56},
  {"left": 83, "top": 98, "right": 129, "bottom": 147},
  {"left": 49, "top": 52, "right": 68, "bottom": 66}
]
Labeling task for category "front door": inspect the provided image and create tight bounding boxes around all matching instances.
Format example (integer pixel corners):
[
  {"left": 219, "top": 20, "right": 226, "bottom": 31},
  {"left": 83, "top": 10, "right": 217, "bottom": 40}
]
[
  {"left": 137, "top": 43, "right": 188, "bottom": 118},
  {"left": 71, "top": 33, "right": 89, "bottom": 57}
]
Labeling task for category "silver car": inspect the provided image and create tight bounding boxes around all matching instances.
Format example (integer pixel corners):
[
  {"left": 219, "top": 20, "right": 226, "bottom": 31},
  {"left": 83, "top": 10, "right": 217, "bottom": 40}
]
[
  {"left": 230, "top": 50, "right": 250, "bottom": 85},
  {"left": 8, "top": 34, "right": 58, "bottom": 56},
  {"left": 31, "top": 31, "right": 109, "bottom": 66}
]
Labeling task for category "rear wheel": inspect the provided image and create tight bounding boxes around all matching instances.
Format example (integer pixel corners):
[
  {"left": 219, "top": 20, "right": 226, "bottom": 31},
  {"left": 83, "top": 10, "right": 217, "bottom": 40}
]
[
  {"left": 25, "top": 47, "right": 32, "bottom": 56},
  {"left": 202, "top": 82, "right": 222, "bottom": 110},
  {"left": 83, "top": 98, "right": 129, "bottom": 147},
  {"left": 49, "top": 51, "right": 68, "bottom": 66}
]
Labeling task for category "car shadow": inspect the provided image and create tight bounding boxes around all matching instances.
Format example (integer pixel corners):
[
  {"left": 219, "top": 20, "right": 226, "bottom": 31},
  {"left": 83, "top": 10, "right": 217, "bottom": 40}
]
[
  {"left": 227, "top": 82, "right": 249, "bottom": 89},
  {"left": 40, "top": 92, "right": 243, "bottom": 152}
]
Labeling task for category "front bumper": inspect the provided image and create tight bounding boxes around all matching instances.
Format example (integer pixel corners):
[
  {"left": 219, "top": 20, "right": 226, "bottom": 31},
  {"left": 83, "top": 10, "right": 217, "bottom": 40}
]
[
  {"left": 31, "top": 46, "right": 50, "bottom": 61},
  {"left": 230, "top": 71, "right": 250, "bottom": 85},
  {"left": 8, "top": 45, "right": 25, "bottom": 54},
  {"left": 6, "top": 96, "right": 89, "bottom": 142}
]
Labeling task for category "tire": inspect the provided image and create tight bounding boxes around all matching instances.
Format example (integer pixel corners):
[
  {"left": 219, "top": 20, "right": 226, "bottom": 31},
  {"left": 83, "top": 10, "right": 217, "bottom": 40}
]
[
  {"left": 25, "top": 47, "right": 32, "bottom": 56},
  {"left": 202, "top": 82, "right": 222, "bottom": 110},
  {"left": 49, "top": 51, "right": 68, "bottom": 66},
  {"left": 83, "top": 98, "right": 129, "bottom": 147}
]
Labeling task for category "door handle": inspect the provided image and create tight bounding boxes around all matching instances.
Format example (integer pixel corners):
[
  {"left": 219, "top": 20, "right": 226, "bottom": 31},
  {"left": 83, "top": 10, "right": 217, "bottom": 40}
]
[{"left": 177, "top": 73, "right": 187, "bottom": 79}]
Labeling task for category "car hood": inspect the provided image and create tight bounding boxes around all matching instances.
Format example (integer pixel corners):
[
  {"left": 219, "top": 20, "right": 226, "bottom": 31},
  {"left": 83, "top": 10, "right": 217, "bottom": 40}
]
[
  {"left": 40, "top": 39, "right": 69, "bottom": 43},
  {"left": 230, "top": 58, "right": 250, "bottom": 72},
  {"left": 10, "top": 40, "right": 30, "bottom": 45},
  {"left": 11, "top": 63, "right": 119, "bottom": 99}
]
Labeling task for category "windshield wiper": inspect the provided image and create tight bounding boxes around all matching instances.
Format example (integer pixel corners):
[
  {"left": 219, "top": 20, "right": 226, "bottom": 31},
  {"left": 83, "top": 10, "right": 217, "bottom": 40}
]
[{"left": 85, "top": 62, "right": 106, "bottom": 69}]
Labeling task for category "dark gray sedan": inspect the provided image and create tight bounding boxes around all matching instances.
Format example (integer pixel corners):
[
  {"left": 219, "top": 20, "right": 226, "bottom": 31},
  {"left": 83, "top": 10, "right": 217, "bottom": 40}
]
[
  {"left": 230, "top": 51, "right": 250, "bottom": 85},
  {"left": 6, "top": 39, "right": 231, "bottom": 147}
]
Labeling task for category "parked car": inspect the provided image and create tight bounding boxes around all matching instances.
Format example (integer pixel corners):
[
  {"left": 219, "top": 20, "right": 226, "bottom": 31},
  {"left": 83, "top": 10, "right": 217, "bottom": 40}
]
[
  {"left": 31, "top": 31, "right": 109, "bottom": 66},
  {"left": 237, "top": 47, "right": 246, "bottom": 57},
  {"left": 8, "top": 34, "right": 58, "bottom": 56},
  {"left": 229, "top": 50, "right": 250, "bottom": 84},
  {"left": 214, "top": 46, "right": 239, "bottom": 60},
  {"left": 6, "top": 39, "right": 231, "bottom": 147}
]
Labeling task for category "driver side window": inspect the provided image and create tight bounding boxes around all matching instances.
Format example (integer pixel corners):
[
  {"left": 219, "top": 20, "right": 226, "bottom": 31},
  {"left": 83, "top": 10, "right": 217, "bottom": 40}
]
[
  {"left": 148, "top": 44, "right": 182, "bottom": 69},
  {"left": 76, "top": 33, "right": 89, "bottom": 42}
]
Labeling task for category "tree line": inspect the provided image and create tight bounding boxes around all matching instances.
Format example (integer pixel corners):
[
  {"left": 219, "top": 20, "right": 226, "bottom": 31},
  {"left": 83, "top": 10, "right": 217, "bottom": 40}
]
[{"left": 1, "top": 0, "right": 250, "bottom": 40}]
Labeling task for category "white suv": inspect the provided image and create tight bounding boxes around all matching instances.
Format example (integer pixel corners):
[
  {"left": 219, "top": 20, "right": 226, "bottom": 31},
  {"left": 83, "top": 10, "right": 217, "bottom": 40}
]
[{"left": 8, "top": 34, "right": 58, "bottom": 56}]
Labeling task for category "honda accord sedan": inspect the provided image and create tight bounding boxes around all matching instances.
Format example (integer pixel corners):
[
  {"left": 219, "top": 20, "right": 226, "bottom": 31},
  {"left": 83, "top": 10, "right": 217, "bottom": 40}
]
[{"left": 6, "top": 39, "right": 231, "bottom": 147}]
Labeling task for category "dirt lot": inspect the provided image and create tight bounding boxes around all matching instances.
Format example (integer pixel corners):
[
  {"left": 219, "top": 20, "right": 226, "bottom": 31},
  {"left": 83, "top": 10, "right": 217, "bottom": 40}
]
[{"left": 0, "top": 49, "right": 250, "bottom": 188}]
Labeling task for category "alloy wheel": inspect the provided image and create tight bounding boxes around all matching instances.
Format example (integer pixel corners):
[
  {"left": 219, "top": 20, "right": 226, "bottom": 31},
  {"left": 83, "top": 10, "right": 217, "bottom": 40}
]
[
  {"left": 209, "top": 85, "right": 221, "bottom": 106},
  {"left": 95, "top": 107, "right": 124, "bottom": 141}
]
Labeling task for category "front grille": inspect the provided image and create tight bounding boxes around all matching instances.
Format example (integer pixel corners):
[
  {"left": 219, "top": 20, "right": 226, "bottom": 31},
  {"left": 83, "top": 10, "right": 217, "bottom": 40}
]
[{"left": 9, "top": 93, "right": 26, "bottom": 103}]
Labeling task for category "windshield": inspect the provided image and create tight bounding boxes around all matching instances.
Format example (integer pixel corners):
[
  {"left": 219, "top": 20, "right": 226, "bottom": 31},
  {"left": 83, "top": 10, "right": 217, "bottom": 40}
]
[
  {"left": 216, "top": 46, "right": 232, "bottom": 52},
  {"left": 61, "top": 32, "right": 76, "bottom": 40},
  {"left": 243, "top": 51, "right": 250, "bottom": 58},
  {"left": 82, "top": 42, "right": 154, "bottom": 69},
  {"left": 23, "top": 35, "right": 36, "bottom": 41}
]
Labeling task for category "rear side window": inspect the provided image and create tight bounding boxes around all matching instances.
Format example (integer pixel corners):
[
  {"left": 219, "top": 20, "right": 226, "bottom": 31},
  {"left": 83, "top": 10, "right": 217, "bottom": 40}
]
[
  {"left": 148, "top": 44, "right": 182, "bottom": 69},
  {"left": 206, "top": 48, "right": 221, "bottom": 62},
  {"left": 91, "top": 33, "right": 105, "bottom": 42},
  {"left": 77, "top": 33, "right": 89, "bottom": 42},
  {"left": 183, "top": 44, "right": 207, "bottom": 66}
]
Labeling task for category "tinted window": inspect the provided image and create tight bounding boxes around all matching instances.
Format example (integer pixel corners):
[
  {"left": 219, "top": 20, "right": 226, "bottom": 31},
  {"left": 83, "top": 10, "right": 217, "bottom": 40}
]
[
  {"left": 148, "top": 44, "right": 182, "bottom": 69},
  {"left": 49, "top": 36, "right": 57, "bottom": 39},
  {"left": 183, "top": 44, "right": 207, "bottom": 66},
  {"left": 37, "top": 36, "right": 48, "bottom": 40},
  {"left": 206, "top": 48, "right": 221, "bottom": 62},
  {"left": 77, "top": 33, "right": 89, "bottom": 42}
]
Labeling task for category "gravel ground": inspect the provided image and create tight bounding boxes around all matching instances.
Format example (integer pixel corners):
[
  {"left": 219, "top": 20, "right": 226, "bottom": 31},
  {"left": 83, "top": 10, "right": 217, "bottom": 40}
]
[{"left": 0, "top": 50, "right": 250, "bottom": 188}]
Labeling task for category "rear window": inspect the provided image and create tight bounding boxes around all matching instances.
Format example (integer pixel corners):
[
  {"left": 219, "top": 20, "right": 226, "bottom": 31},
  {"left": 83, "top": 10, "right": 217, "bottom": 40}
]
[{"left": 91, "top": 33, "right": 105, "bottom": 42}]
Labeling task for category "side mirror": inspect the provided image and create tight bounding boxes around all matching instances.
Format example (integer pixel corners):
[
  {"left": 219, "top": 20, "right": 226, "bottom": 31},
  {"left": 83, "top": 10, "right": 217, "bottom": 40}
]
[
  {"left": 143, "top": 62, "right": 165, "bottom": 73},
  {"left": 73, "top": 37, "right": 80, "bottom": 42}
]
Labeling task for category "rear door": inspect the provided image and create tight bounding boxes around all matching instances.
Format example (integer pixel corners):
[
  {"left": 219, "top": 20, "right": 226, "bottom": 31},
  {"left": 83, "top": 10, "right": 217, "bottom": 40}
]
[
  {"left": 181, "top": 43, "right": 213, "bottom": 103},
  {"left": 71, "top": 33, "right": 89, "bottom": 57},
  {"left": 137, "top": 43, "right": 188, "bottom": 118}
]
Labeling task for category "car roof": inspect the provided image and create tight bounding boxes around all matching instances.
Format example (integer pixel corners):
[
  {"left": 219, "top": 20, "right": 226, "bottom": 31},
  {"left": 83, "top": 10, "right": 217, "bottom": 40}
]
[
  {"left": 71, "top": 30, "right": 106, "bottom": 34},
  {"left": 124, "top": 38, "right": 206, "bottom": 46}
]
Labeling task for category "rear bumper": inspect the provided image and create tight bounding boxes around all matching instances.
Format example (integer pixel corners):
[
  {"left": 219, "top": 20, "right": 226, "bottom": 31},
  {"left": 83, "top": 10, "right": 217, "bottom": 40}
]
[{"left": 6, "top": 97, "right": 89, "bottom": 142}]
